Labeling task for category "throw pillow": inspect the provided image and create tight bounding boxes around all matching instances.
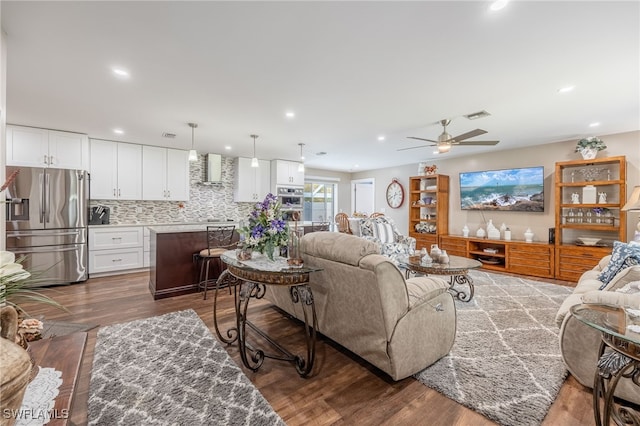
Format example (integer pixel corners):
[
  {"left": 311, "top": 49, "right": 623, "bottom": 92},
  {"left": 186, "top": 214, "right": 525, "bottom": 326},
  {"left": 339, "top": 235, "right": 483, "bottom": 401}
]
[
  {"left": 373, "top": 222, "right": 395, "bottom": 244},
  {"left": 598, "top": 241, "right": 640, "bottom": 288}
]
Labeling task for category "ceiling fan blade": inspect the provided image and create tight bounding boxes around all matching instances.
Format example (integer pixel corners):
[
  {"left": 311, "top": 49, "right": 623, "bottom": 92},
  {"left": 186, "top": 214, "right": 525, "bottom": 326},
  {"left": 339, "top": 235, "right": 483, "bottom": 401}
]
[
  {"left": 449, "top": 128, "right": 487, "bottom": 142},
  {"left": 397, "top": 144, "right": 433, "bottom": 152},
  {"left": 407, "top": 136, "right": 438, "bottom": 143},
  {"left": 455, "top": 140, "right": 500, "bottom": 146}
]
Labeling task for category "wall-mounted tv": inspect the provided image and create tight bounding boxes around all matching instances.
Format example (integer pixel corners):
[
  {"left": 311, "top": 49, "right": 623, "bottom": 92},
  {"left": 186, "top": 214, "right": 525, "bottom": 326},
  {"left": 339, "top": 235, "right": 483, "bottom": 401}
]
[{"left": 460, "top": 166, "right": 544, "bottom": 211}]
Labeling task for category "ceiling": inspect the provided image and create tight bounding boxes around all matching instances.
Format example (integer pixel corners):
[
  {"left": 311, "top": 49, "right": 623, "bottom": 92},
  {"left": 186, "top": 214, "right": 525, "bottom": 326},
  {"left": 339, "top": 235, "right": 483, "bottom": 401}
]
[{"left": 2, "top": 1, "right": 638, "bottom": 172}]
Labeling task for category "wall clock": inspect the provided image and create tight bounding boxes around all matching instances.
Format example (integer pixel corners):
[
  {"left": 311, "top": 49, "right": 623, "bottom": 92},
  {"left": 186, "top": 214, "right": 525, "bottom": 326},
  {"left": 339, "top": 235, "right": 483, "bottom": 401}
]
[{"left": 386, "top": 178, "right": 404, "bottom": 209}]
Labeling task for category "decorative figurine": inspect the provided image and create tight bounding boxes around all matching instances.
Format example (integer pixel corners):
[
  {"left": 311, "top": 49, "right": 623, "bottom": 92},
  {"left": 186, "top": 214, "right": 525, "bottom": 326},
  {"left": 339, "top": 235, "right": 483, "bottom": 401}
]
[
  {"left": 571, "top": 192, "right": 580, "bottom": 204},
  {"left": 598, "top": 192, "right": 607, "bottom": 204}
]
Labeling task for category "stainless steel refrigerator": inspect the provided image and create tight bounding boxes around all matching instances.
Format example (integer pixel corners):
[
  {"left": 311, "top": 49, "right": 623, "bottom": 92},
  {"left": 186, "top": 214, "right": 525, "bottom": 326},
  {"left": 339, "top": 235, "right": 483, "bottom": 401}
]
[{"left": 5, "top": 166, "right": 88, "bottom": 284}]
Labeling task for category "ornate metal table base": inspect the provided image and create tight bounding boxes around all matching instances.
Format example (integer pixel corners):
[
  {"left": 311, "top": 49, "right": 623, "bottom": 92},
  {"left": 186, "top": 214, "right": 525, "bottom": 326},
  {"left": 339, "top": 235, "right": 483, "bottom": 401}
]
[
  {"left": 448, "top": 274, "right": 474, "bottom": 302},
  {"left": 213, "top": 268, "right": 318, "bottom": 377},
  {"left": 593, "top": 336, "right": 640, "bottom": 426}
]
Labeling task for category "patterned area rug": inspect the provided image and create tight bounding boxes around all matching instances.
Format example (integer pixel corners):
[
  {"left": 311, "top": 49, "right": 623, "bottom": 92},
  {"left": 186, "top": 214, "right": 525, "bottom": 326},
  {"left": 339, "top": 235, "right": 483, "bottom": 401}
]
[
  {"left": 414, "top": 270, "right": 573, "bottom": 426},
  {"left": 88, "top": 309, "right": 284, "bottom": 425}
]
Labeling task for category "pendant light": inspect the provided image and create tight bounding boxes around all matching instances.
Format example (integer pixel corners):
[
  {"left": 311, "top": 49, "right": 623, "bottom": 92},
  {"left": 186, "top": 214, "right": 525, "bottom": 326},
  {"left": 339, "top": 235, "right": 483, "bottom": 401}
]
[
  {"left": 188, "top": 123, "right": 198, "bottom": 162},
  {"left": 250, "top": 134, "right": 259, "bottom": 167},
  {"left": 297, "top": 143, "right": 305, "bottom": 172}
]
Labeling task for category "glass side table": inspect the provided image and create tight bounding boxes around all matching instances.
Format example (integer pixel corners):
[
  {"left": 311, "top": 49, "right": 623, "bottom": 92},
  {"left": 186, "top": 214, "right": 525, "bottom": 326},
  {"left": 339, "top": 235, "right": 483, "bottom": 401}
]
[
  {"left": 213, "top": 250, "right": 322, "bottom": 377},
  {"left": 570, "top": 304, "right": 640, "bottom": 426}
]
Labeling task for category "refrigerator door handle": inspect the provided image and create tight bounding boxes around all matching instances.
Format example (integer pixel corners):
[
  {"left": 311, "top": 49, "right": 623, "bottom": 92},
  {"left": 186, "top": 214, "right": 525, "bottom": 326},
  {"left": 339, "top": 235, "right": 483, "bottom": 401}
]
[
  {"left": 6, "top": 231, "right": 81, "bottom": 238},
  {"left": 11, "top": 246, "right": 79, "bottom": 254},
  {"left": 44, "top": 172, "right": 50, "bottom": 223},
  {"left": 38, "top": 172, "right": 45, "bottom": 223}
]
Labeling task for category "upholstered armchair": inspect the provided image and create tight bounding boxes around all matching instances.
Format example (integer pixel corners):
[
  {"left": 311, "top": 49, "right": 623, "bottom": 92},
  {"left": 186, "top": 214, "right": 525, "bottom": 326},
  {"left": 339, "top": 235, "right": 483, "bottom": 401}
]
[{"left": 360, "top": 216, "right": 416, "bottom": 264}]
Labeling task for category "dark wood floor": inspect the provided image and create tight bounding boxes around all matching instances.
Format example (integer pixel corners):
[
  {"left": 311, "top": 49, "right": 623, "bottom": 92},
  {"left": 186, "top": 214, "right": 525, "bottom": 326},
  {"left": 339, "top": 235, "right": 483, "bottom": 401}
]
[{"left": 17, "top": 272, "right": 595, "bottom": 426}]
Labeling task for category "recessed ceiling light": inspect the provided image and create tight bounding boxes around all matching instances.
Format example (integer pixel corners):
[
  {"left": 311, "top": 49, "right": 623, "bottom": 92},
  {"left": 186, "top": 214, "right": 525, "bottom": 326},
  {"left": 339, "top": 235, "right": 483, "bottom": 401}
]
[
  {"left": 113, "top": 128, "right": 124, "bottom": 134},
  {"left": 354, "top": 164, "right": 360, "bottom": 168},
  {"left": 285, "top": 111, "right": 295, "bottom": 119},
  {"left": 489, "top": 0, "right": 509, "bottom": 11},
  {"left": 225, "top": 146, "right": 232, "bottom": 150},
  {"left": 589, "top": 122, "right": 601, "bottom": 127},
  {"left": 378, "top": 135, "right": 385, "bottom": 141},
  {"left": 558, "top": 85, "right": 575, "bottom": 93},
  {"left": 112, "top": 67, "right": 130, "bottom": 78}
]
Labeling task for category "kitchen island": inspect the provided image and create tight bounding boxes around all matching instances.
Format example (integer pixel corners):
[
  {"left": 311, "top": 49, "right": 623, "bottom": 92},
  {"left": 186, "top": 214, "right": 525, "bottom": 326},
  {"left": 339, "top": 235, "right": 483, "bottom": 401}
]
[{"left": 148, "top": 223, "right": 239, "bottom": 299}]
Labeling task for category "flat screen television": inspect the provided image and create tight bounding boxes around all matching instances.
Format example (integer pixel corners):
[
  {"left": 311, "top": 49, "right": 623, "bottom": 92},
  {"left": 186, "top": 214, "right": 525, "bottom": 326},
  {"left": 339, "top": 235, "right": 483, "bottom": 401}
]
[{"left": 459, "top": 166, "right": 544, "bottom": 211}]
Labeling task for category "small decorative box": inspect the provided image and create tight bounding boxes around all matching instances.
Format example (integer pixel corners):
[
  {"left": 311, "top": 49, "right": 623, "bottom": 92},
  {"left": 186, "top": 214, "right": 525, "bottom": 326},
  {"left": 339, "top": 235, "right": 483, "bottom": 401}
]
[{"left": 582, "top": 185, "right": 596, "bottom": 204}]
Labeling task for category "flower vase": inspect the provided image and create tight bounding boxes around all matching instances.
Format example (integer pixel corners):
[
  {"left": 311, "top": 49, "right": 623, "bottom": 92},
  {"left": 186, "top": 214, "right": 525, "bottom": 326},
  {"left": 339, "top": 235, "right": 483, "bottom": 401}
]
[
  {"left": 580, "top": 148, "right": 597, "bottom": 160},
  {"left": 287, "top": 229, "right": 304, "bottom": 267}
]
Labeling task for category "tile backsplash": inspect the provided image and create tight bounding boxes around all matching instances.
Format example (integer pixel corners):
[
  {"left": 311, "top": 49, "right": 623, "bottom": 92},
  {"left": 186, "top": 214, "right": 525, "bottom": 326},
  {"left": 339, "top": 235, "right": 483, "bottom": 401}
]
[{"left": 90, "top": 155, "right": 254, "bottom": 224}]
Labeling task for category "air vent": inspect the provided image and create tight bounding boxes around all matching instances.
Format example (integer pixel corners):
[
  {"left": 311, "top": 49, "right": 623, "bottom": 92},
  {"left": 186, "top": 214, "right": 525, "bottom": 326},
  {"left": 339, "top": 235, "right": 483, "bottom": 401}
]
[
  {"left": 162, "top": 132, "right": 176, "bottom": 138},
  {"left": 464, "top": 110, "right": 491, "bottom": 120},
  {"left": 316, "top": 151, "right": 327, "bottom": 156}
]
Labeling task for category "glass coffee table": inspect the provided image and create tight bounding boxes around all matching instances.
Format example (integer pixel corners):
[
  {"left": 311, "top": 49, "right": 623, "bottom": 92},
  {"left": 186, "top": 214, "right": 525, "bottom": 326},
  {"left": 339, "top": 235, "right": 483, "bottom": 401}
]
[
  {"left": 399, "top": 255, "right": 482, "bottom": 302},
  {"left": 570, "top": 304, "right": 640, "bottom": 426}
]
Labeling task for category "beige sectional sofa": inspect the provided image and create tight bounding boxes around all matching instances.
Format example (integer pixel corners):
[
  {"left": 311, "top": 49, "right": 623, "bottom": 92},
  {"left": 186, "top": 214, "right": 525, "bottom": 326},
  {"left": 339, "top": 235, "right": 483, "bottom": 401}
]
[
  {"left": 264, "top": 232, "right": 456, "bottom": 381},
  {"left": 555, "top": 254, "right": 640, "bottom": 404}
]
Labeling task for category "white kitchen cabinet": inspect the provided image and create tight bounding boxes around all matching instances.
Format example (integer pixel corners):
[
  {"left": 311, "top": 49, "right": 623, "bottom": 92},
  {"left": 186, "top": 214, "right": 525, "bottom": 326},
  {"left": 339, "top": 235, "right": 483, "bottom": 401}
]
[
  {"left": 142, "top": 146, "right": 189, "bottom": 201},
  {"left": 272, "top": 159, "right": 304, "bottom": 187},
  {"left": 234, "top": 157, "right": 271, "bottom": 202},
  {"left": 90, "top": 140, "right": 142, "bottom": 200},
  {"left": 88, "top": 226, "right": 145, "bottom": 275},
  {"left": 6, "top": 125, "right": 89, "bottom": 170}
]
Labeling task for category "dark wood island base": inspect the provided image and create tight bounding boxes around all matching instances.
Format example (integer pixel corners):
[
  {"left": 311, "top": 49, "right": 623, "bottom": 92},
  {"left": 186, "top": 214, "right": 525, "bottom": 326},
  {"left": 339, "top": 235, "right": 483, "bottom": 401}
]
[{"left": 148, "top": 226, "right": 238, "bottom": 299}]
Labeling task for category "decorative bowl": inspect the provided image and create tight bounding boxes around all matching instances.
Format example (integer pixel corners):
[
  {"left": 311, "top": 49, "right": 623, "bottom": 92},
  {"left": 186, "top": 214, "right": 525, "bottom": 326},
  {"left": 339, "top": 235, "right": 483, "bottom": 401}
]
[{"left": 577, "top": 237, "right": 601, "bottom": 246}]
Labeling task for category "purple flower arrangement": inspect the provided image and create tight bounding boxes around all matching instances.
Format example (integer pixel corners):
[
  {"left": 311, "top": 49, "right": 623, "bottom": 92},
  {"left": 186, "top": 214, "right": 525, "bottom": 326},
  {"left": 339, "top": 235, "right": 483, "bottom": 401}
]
[{"left": 239, "top": 193, "right": 289, "bottom": 260}]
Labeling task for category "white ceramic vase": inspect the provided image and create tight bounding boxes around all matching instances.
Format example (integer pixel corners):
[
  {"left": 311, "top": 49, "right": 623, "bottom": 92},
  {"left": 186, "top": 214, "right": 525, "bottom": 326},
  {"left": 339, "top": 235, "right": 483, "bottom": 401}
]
[
  {"left": 580, "top": 148, "right": 597, "bottom": 160},
  {"left": 524, "top": 228, "right": 534, "bottom": 243}
]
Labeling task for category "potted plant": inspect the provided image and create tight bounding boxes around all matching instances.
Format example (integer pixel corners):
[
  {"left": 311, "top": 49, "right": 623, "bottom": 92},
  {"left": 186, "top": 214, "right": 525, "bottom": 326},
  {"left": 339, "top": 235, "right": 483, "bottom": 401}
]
[{"left": 575, "top": 137, "right": 606, "bottom": 160}]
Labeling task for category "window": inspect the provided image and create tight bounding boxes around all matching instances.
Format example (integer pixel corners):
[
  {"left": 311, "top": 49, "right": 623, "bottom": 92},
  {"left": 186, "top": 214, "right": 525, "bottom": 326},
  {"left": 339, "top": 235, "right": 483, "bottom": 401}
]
[{"left": 304, "top": 181, "right": 336, "bottom": 222}]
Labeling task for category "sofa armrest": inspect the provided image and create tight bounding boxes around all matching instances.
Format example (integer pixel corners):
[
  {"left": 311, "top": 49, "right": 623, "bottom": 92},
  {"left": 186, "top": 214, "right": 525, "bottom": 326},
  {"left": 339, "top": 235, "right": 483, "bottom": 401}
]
[{"left": 581, "top": 290, "right": 640, "bottom": 308}]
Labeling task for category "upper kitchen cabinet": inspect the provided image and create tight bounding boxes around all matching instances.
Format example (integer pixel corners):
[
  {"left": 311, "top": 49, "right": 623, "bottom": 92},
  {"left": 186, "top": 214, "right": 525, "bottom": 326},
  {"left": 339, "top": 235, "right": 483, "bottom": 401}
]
[
  {"left": 272, "top": 159, "right": 304, "bottom": 187},
  {"left": 234, "top": 157, "right": 271, "bottom": 202},
  {"left": 6, "top": 124, "right": 89, "bottom": 170},
  {"left": 90, "top": 140, "right": 142, "bottom": 200},
  {"left": 142, "top": 146, "right": 189, "bottom": 201}
]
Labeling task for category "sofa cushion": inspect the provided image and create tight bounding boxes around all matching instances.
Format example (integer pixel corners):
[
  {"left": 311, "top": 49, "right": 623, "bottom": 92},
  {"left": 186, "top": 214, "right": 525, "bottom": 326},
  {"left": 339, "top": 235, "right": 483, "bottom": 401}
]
[
  {"left": 301, "top": 231, "right": 380, "bottom": 267},
  {"left": 601, "top": 266, "right": 640, "bottom": 291},
  {"left": 581, "top": 290, "right": 640, "bottom": 308},
  {"left": 598, "top": 241, "right": 640, "bottom": 287}
]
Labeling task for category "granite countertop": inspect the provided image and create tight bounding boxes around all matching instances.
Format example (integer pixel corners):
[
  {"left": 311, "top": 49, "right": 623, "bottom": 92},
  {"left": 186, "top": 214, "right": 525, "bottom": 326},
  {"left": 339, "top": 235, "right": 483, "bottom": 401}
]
[
  {"left": 147, "top": 222, "right": 239, "bottom": 234},
  {"left": 89, "top": 220, "right": 238, "bottom": 230}
]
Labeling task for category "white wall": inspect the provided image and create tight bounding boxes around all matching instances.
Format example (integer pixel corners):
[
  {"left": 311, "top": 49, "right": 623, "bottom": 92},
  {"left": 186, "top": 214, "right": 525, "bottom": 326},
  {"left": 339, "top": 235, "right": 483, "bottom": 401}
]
[
  {"left": 352, "top": 131, "right": 640, "bottom": 243},
  {"left": 1, "top": 21, "right": 7, "bottom": 249}
]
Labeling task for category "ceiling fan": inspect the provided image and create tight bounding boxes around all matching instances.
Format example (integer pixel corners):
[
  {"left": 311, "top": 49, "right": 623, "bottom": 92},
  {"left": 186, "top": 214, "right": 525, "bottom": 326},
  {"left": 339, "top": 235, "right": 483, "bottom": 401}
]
[{"left": 399, "top": 119, "right": 499, "bottom": 153}]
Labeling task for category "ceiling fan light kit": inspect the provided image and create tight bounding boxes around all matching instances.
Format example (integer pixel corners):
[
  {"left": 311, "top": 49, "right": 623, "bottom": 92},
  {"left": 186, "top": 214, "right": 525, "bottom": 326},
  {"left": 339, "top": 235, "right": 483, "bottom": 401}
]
[{"left": 401, "top": 117, "right": 500, "bottom": 154}]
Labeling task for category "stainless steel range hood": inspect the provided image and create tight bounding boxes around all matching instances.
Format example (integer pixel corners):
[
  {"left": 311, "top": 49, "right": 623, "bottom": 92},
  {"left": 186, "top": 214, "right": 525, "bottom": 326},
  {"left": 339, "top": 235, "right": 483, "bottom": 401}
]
[{"left": 204, "top": 153, "right": 222, "bottom": 184}]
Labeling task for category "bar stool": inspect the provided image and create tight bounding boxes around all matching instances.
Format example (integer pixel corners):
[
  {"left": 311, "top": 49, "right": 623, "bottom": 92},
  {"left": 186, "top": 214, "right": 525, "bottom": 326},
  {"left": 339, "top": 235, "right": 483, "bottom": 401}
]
[{"left": 196, "top": 225, "right": 235, "bottom": 300}]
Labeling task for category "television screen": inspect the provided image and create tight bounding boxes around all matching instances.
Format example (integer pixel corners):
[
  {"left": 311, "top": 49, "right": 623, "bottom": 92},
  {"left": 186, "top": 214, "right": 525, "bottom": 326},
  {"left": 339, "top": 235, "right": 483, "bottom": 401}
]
[{"left": 459, "top": 166, "right": 544, "bottom": 211}]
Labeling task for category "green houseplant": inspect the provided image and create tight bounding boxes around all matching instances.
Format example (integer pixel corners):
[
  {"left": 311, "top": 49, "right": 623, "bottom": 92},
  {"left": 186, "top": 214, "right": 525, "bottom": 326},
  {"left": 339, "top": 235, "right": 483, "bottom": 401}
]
[{"left": 575, "top": 137, "right": 606, "bottom": 159}]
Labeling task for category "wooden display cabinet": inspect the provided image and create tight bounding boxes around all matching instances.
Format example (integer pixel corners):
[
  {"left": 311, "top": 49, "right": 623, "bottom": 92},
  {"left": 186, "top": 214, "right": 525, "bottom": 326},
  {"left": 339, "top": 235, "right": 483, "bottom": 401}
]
[
  {"left": 440, "top": 235, "right": 554, "bottom": 279},
  {"left": 408, "top": 175, "right": 449, "bottom": 251},
  {"left": 554, "top": 156, "right": 626, "bottom": 281}
]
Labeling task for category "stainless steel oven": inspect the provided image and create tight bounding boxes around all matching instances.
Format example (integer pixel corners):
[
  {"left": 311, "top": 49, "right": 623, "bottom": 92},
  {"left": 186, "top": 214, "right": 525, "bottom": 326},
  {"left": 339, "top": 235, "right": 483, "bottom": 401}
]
[{"left": 277, "top": 187, "right": 303, "bottom": 213}]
